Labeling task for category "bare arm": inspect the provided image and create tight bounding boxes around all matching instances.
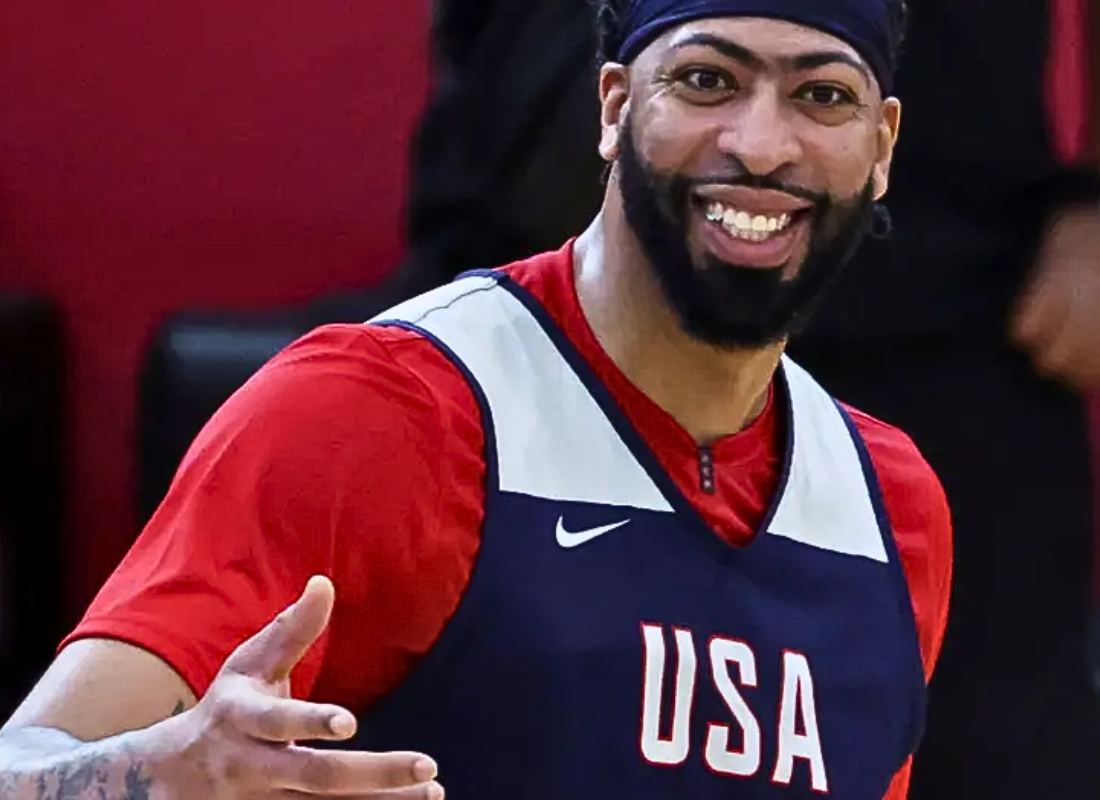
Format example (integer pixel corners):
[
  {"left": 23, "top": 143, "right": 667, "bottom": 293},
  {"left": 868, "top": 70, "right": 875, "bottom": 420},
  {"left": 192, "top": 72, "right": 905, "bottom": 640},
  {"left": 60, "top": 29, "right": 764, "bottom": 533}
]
[
  {"left": 4, "top": 639, "right": 197, "bottom": 737},
  {"left": 0, "top": 639, "right": 198, "bottom": 799},
  {"left": 0, "top": 725, "right": 166, "bottom": 800},
  {"left": 0, "top": 578, "right": 439, "bottom": 800}
]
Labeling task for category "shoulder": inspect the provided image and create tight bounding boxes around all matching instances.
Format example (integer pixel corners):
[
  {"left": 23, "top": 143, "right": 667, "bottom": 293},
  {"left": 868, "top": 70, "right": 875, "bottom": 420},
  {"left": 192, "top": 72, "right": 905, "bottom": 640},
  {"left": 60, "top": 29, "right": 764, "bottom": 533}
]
[
  {"left": 495, "top": 242, "right": 574, "bottom": 303},
  {"left": 843, "top": 405, "right": 951, "bottom": 538},
  {"left": 232, "top": 322, "right": 473, "bottom": 417},
  {"left": 193, "top": 323, "right": 482, "bottom": 468},
  {"left": 200, "top": 321, "right": 488, "bottom": 574},
  {"left": 844, "top": 405, "right": 953, "bottom": 680}
]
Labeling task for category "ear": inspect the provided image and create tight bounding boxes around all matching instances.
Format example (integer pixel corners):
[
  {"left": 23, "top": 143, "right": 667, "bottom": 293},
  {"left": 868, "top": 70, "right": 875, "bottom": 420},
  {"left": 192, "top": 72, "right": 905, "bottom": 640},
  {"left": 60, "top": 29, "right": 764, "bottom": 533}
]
[
  {"left": 871, "top": 98, "right": 901, "bottom": 200},
  {"left": 598, "top": 62, "right": 631, "bottom": 162}
]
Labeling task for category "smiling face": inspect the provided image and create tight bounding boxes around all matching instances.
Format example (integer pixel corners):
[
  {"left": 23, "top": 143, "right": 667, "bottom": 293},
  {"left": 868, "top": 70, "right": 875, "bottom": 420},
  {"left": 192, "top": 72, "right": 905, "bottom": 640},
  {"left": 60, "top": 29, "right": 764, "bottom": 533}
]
[{"left": 598, "top": 17, "right": 901, "bottom": 347}]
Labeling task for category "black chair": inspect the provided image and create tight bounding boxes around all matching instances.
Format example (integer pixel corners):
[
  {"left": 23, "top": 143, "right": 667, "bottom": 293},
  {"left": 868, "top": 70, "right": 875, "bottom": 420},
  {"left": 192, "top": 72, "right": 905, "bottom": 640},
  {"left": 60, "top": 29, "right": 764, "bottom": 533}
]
[
  {"left": 0, "top": 293, "right": 65, "bottom": 720},
  {"left": 136, "top": 310, "right": 306, "bottom": 523}
]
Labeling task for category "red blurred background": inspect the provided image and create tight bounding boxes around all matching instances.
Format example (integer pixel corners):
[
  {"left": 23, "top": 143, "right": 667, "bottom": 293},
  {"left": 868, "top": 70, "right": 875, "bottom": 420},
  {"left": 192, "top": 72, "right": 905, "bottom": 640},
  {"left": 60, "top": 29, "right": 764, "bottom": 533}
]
[{"left": 0, "top": 0, "right": 429, "bottom": 617}]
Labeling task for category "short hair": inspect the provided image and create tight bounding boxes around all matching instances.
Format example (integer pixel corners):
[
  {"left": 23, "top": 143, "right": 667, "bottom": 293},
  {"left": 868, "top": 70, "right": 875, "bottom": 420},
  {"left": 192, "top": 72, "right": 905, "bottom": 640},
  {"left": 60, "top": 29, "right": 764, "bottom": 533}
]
[{"left": 595, "top": 0, "right": 909, "bottom": 78}]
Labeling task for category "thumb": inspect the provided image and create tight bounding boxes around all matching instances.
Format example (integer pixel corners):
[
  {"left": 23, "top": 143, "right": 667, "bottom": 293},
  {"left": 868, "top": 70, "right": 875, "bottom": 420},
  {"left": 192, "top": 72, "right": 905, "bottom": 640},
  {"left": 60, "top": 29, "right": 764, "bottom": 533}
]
[{"left": 224, "top": 575, "right": 335, "bottom": 683}]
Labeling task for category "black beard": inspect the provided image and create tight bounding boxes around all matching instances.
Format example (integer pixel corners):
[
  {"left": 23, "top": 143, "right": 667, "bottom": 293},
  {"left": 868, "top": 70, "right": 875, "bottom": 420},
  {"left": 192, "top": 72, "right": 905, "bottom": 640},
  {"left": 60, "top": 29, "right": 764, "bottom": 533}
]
[{"left": 617, "top": 119, "right": 876, "bottom": 349}]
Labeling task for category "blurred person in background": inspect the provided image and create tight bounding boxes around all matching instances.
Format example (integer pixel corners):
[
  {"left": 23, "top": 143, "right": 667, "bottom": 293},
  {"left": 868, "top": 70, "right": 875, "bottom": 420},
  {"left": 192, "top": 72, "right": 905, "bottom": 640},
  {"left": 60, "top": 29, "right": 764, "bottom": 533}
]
[
  {"left": 356, "top": 0, "right": 605, "bottom": 311},
  {"left": 400, "top": 0, "right": 1100, "bottom": 798}
]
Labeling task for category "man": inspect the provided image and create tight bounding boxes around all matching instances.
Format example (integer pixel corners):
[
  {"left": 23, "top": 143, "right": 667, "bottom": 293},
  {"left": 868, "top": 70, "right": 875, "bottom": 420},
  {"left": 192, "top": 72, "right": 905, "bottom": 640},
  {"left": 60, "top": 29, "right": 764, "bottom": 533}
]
[{"left": 0, "top": 0, "right": 951, "bottom": 797}]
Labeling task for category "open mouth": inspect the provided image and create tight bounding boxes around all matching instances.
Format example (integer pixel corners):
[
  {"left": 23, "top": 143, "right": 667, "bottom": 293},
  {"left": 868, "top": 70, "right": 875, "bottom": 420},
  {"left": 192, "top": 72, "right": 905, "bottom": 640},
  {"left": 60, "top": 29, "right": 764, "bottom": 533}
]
[
  {"left": 692, "top": 196, "right": 813, "bottom": 268},
  {"left": 706, "top": 201, "right": 793, "bottom": 240}
]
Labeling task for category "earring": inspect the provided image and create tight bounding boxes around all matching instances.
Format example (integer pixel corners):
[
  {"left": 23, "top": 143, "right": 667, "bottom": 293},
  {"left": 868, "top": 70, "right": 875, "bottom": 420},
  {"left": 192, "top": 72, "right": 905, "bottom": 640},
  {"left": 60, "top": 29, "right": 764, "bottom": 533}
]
[{"left": 869, "top": 203, "right": 893, "bottom": 239}]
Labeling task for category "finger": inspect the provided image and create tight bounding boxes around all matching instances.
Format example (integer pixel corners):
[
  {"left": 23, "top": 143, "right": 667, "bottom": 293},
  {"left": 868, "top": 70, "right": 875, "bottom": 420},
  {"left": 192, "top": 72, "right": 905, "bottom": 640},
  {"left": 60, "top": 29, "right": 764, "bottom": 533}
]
[
  {"left": 223, "top": 686, "right": 358, "bottom": 742},
  {"left": 226, "top": 575, "right": 335, "bottom": 682},
  {"left": 268, "top": 746, "right": 439, "bottom": 794},
  {"left": 1030, "top": 274, "right": 1089, "bottom": 372},
  {"left": 1062, "top": 283, "right": 1100, "bottom": 384},
  {"left": 1011, "top": 280, "right": 1057, "bottom": 351},
  {"left": 364, "top": 784, "right": 445, "bottom": 800},
  {"left": 1041, "top": 291, "right": 1100, "bottom": 389},
  {"left": 1013, "top": 259, "right": 1076, "bottom": 350},
  {"left": 1034, "top": 320, "right": 1076, "bottom": 379},
  {"left": 274, "top": 783, "right": 444, "bottom": 799},
  {"left": 367, "top": 785, "right": 445, "bottom": 800}
]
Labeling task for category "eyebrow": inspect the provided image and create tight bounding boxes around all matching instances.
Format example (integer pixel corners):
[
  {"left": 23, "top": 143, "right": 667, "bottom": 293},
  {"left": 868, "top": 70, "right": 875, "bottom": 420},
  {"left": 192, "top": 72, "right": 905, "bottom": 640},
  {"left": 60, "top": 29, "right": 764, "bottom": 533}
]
[{"left": 668, "top": 32, "right": 873, "bottom": 88}]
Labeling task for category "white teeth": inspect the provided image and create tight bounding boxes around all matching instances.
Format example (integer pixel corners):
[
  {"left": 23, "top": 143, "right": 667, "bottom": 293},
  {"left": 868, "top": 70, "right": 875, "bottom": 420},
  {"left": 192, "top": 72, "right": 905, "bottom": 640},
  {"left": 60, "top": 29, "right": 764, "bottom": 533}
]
[{"left": 704, "top": 201, "right": 793, "bottom": 242}]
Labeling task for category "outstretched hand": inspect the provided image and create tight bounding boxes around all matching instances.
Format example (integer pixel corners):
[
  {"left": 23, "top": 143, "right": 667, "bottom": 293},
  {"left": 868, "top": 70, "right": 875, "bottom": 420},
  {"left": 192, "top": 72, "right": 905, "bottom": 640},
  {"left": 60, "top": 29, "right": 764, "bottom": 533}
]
[{"left": 161, "top": 576, "right": 443, "bottom": 798}]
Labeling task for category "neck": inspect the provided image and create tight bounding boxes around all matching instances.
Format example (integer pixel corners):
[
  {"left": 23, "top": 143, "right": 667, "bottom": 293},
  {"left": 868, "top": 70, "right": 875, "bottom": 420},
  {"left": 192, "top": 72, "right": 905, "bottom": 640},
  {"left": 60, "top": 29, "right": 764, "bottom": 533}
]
[{"left": 573, "top": 204, "right": 784, "bottom": 446}]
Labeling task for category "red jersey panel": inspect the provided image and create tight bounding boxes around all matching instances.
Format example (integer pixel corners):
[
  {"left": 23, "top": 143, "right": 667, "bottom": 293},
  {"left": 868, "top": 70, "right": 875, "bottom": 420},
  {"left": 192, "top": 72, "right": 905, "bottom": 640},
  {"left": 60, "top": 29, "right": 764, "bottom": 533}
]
[{"left": 65, "top": 244, "right": 952, "bottom": 798}]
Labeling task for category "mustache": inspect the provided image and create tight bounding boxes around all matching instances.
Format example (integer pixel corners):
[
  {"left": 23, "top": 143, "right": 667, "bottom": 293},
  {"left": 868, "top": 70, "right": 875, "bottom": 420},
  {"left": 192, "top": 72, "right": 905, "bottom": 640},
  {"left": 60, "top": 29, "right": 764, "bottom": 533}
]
[{"left": 679, "top": 173, "right": 829, "bottom": 208}]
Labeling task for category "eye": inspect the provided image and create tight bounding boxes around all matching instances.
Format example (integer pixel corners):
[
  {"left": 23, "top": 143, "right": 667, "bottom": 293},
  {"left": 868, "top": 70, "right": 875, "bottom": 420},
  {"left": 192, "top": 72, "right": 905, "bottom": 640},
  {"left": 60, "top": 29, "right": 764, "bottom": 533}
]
[
  {"left": 677, "top": 68, "right": 735, "bottom": 93},
  {"left": 797, "top": 83, "right": 858, "bottom": 107}
]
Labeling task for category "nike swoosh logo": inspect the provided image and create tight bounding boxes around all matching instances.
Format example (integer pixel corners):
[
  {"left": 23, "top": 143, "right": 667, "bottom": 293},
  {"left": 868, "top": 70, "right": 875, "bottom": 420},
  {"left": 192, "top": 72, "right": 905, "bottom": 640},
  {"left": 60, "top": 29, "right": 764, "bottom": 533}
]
[{"left": 555, "top": 516, "right": 631, "bottom": 548}]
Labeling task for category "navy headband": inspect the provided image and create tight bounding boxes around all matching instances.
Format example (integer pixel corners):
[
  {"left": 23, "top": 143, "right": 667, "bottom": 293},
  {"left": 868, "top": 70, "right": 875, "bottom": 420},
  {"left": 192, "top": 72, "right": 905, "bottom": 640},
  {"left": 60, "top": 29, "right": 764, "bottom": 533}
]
[{"left": 616, "top": 0, "right": 896, "bottom": 94}]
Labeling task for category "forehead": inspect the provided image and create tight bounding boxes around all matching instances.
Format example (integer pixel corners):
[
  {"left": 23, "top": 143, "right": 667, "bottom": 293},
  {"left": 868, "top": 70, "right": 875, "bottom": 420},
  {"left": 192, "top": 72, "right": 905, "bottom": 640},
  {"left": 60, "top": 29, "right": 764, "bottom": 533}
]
[{"left": 643, "top": 16, "right": 865, "bottom": 67}]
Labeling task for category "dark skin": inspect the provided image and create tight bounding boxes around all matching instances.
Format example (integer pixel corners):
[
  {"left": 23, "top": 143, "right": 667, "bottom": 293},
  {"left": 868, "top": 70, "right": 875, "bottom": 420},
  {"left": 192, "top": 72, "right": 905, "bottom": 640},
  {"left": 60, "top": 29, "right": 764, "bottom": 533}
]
[{"left": 575, "top": 18, "right": 901, "bottom": 444}]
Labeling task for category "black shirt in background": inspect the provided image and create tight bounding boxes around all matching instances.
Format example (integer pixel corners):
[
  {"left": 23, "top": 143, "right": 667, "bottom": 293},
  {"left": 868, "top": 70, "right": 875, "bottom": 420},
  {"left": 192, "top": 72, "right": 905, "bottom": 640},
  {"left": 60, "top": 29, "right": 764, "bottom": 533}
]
[{"left": 400, "top": 0, "right": 603, "bottom": 288}]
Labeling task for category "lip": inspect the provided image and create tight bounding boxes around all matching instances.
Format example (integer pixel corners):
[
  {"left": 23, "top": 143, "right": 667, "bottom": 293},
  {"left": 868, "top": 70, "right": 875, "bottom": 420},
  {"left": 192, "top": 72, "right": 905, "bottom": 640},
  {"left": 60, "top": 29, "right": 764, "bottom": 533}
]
[
  {"left": 693, "top": 185, "right": 814, "bottom": 215},
  {"left": 695, "top": 205, "right": 809, "bottom": 269}
]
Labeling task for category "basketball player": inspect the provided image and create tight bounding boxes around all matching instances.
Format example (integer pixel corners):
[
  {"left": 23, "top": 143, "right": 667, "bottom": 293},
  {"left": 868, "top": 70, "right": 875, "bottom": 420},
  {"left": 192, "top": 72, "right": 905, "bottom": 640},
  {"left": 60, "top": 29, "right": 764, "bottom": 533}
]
[{"left": 0, "top": 0, "right": 951, "bottom": 797}]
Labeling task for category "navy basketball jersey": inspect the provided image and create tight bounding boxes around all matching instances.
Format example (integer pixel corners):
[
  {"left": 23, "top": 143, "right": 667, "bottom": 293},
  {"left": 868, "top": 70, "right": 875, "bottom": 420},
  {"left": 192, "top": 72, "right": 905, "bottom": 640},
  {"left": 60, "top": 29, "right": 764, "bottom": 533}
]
[{"left": 346, "top": 271, "right": 926, "bottom": 799}]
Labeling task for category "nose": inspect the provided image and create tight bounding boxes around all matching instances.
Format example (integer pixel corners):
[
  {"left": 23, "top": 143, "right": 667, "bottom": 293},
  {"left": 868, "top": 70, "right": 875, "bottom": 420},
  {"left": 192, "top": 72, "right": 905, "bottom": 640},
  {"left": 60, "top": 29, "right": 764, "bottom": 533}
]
[{"left": 715, "top": 85, "right": 803, "bottom": 178}]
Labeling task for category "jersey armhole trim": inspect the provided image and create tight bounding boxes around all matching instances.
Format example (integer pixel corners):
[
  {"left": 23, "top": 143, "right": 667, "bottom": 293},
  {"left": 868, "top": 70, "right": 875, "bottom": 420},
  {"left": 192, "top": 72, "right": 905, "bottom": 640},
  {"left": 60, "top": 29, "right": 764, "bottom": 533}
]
[{"left": 345, "top": 320, "right": 502, "bottom": 728}]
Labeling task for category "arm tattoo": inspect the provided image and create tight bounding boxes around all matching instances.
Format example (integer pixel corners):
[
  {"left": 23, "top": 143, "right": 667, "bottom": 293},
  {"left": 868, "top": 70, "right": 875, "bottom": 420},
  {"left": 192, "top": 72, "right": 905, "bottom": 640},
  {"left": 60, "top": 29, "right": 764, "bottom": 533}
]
[
  {"left": 0, "top": 729, "right": 156, "bottom": 800},
  {"left": 0, "top": 698, "right": 191, "bottom": 800},
  {"left": 0, "top": 756, "right": 152, "bottom": 800},
  {"left": 44, "top": 758, "right": 148, "bottom": 799}
]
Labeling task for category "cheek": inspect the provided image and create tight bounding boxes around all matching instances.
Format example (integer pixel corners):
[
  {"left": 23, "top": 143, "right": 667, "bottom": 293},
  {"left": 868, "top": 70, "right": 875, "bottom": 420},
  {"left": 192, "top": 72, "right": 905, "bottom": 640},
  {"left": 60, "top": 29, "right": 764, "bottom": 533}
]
[
  {"left": 633, "top": 105, "right": 716, "bottom": 174},
  {"left": 799, "top": 126, "right": 878, "bottom": 197}
]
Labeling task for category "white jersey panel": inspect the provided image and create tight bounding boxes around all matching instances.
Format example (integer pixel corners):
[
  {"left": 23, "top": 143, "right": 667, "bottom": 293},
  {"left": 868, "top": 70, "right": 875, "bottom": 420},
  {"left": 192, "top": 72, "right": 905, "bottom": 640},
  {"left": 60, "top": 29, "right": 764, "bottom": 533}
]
[
  {"left": 372, "top": 275, "right": 888, "bottom": 562},
  {"left": 373, "top": 276, "right": 673, "bottom": 512},
  {"left": 768, "top": 358, "right": 888, "bottom": 562}
]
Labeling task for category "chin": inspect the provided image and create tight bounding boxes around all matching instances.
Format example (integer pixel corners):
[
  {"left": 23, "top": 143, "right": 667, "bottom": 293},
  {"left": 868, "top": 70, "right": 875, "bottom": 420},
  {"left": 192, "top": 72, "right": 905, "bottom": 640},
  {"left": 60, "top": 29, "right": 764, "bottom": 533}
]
[{"left": 706, "top": 258, "right": 793, "bottom": 278}]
